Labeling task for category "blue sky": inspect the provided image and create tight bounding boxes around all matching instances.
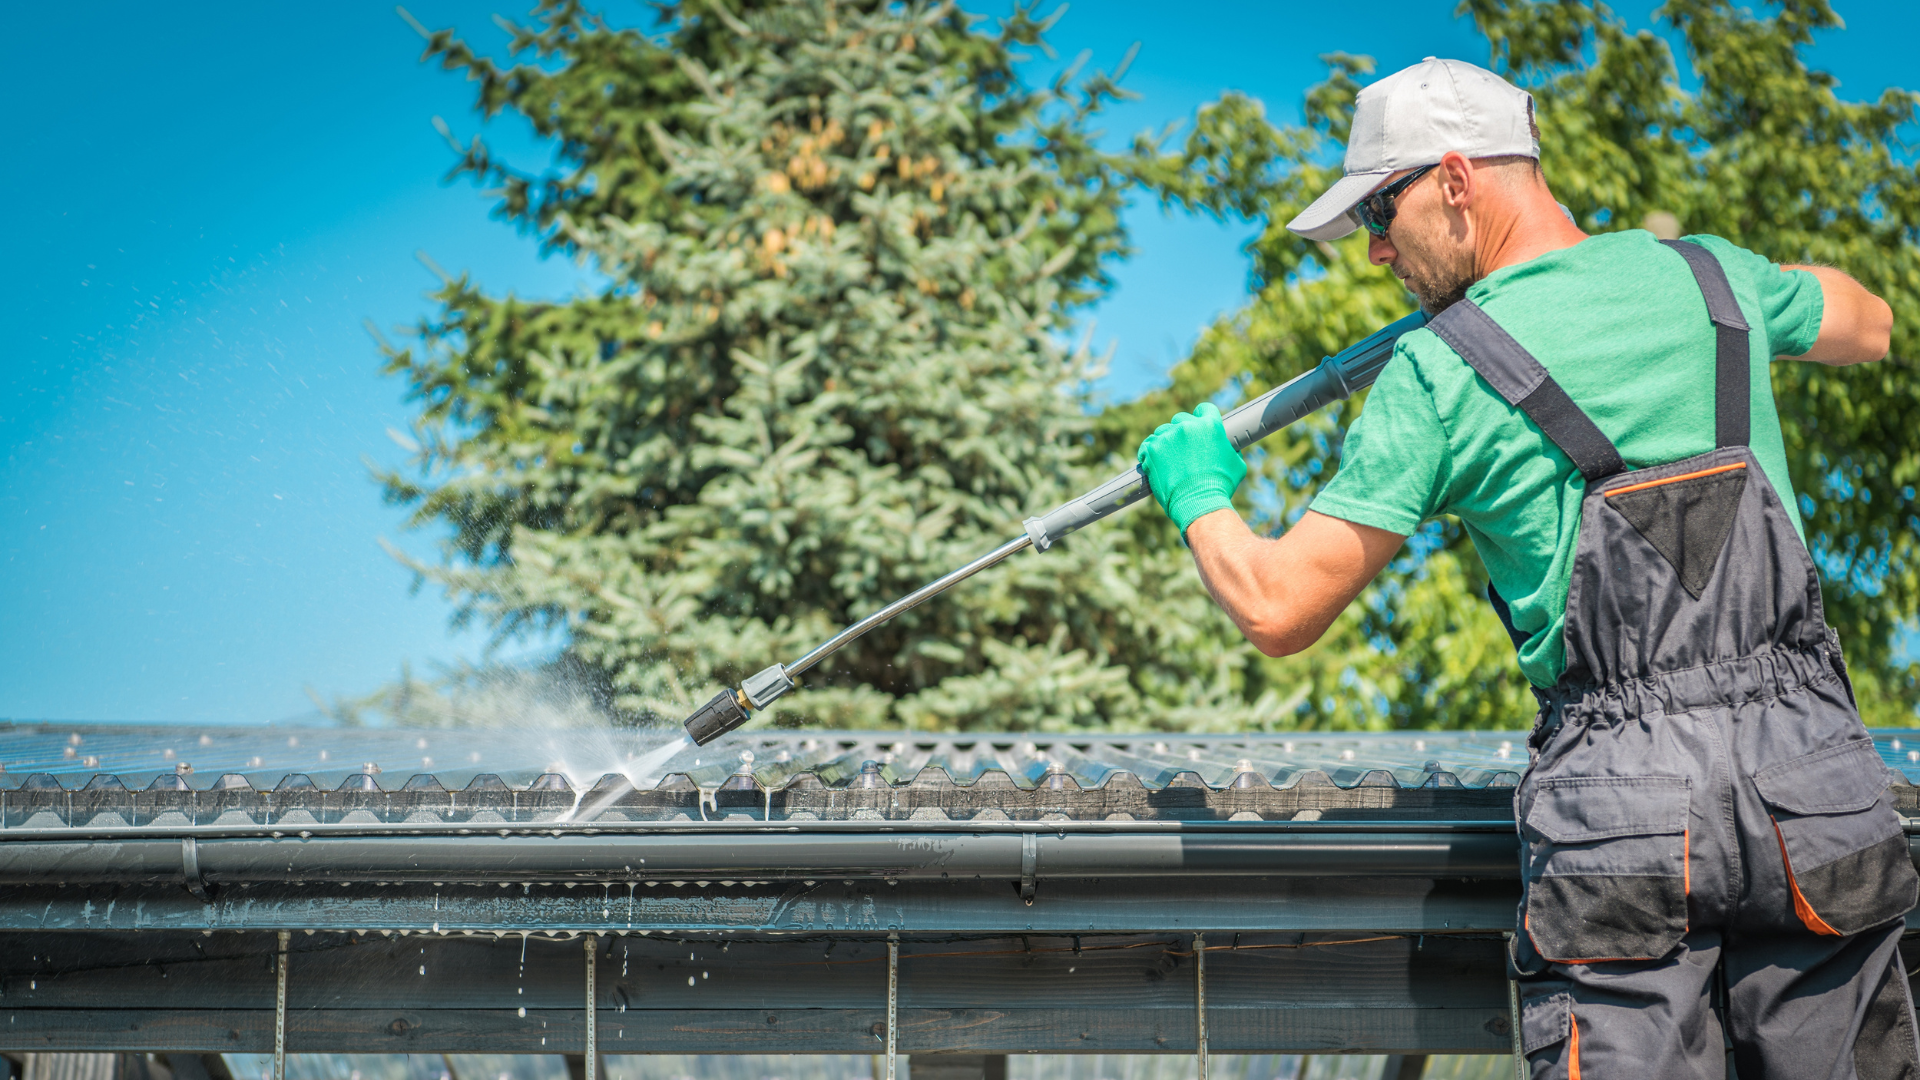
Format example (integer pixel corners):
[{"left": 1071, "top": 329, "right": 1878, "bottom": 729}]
[{"left": 4, "top": 1, "right": 1916, "bottom": 725}]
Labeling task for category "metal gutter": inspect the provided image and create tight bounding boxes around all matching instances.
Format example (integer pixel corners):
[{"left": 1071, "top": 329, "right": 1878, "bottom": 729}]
[
  {"left": 2, "top": 819, "right": 1914, "bottom": 887},
  {"left": 0, "top": 828, "right": 1525, "bottom": 883}
]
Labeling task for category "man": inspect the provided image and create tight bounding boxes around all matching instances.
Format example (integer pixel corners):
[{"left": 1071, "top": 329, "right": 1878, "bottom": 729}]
[{"left": 1136, "top": 57, "right": 1912, "bottom": 1078}]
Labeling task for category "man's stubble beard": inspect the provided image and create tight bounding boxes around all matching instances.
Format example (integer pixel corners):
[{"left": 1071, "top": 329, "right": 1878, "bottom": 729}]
[{"left": 1392, "top": 221, "right": 1477, "bottom": 315}]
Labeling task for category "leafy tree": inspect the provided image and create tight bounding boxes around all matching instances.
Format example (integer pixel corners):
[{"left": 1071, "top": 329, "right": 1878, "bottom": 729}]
[
  {"left": 1117, "top": 0, "right": 1920, "bottom": 725},
  {"left": 381, "top": 0, "right": 1259, "bottom": 731}
]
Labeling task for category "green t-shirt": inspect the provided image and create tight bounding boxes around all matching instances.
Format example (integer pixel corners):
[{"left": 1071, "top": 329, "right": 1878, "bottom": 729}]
[{"left": 1310, "top": 230, "right": 1825, "bottom": 688}]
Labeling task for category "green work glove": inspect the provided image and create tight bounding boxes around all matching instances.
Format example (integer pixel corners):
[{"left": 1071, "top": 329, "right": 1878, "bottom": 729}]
[{"left": 1135, "top": 402, "right": 1248, "bottom": 536}]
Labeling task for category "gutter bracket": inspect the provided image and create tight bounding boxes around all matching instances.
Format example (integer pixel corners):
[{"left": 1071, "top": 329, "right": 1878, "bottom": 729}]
[
  {"left": 274, "top": 929, "right": 290, "bottom": 1080},
  {"left": 584, "top": 936, "right": 598, "bottom": 1080},
  {"left": 1505, "top": 931, "right": 1524, "bottom": 1079},
  {"left": 885, "top": 934, "right": 899, "bottom": 1080},
  {"left": 1019, "top": 831, "right": 1037, "bottom": 906},
  {"left": 1194, "top": 932, "right": 1208, "bottom": 1080},
  {"left": 181, "top": 837, "right": 212, "bottom": 904}
]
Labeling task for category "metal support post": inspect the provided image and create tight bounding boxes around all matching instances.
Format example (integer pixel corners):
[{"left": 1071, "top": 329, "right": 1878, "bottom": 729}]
[
  {"left": 274, "top": 929, "right": 290, "bottom": 1080},
  {"left": 584, "top": 936, "right": 598, "bottom": 1080},
  {"left": 1193, "top": 933, "right": 1208, "bottom": 1080},
  {"left": 1504, "top": 932, "right": 1523, "bottom": 1080},
  {"left": 887, "top": 934, "right": 900, "bottom": 1080}
]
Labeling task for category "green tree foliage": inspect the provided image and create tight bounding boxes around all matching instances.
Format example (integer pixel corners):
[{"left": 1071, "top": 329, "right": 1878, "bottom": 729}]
[
  {"left": 382, "top": 0, "right": 1260, "bottom": 732},
  {"left": 1118, "top": 0, "right": 1920, "bottom": 725}
]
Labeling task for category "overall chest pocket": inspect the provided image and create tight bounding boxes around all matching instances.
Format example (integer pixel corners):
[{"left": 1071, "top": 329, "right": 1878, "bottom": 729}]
[
  {"left": 1753, "top": 739, "right": 1917, "bottom": 936},
  {"left": 1523, "top": 776, "right": 1691, "bottom": 963}
]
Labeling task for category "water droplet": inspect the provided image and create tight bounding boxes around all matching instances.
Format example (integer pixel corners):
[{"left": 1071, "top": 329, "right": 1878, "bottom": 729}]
[
  {"left": 687, "top": 976, "right": 695, "bottom": 986},
  {"left": 702, "top": 971, "right": 709, "bottom": 979},
  {"left": 418, "top": 965, "right": 425, "bottom": 975},
  {"left": 517, "top": 1007, "right": 526, "bottom": 1018}
]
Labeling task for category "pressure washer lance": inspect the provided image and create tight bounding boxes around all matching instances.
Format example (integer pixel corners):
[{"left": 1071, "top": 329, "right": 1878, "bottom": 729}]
[{"left": 681, "top": 309, "right": 1430, "bottom": 745}]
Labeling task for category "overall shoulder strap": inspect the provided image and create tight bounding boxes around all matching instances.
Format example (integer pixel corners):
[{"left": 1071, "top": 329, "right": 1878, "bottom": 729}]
[
  {"left": 1427, "top": 300, "right": 1627, "bottom": 482},
  {"left": 1658, "top": 238, "right": 1752, "bottom": 448}
]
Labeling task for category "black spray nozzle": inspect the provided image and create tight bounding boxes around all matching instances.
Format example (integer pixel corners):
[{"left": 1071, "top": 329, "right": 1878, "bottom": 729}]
[
  {"left": 682, "top": 664, "right": 795, "bottom": 746},
  {"left": 683, "top": 688, "right": 751, "bottom": 746}
]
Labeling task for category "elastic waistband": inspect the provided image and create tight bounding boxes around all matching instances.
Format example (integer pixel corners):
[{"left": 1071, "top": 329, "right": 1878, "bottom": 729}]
[{"left": 1541, "top": 643, "right": 1840, "bottom": 728}]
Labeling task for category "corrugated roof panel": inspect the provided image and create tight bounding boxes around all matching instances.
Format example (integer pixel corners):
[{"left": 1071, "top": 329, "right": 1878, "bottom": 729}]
[{"left": 4, "top": 722, "right": 1917, "bottom": 798}]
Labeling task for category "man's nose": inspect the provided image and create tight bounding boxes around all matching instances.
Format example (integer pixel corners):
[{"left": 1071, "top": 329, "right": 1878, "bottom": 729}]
[{"left": 1368, "top": 232, "right": 1396, "bottom": 266}]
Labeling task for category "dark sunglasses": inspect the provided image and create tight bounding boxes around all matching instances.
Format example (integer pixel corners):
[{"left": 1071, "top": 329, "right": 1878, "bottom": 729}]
[{"left": 1351, "top": 163, "right": 1438, "bottom": 238}]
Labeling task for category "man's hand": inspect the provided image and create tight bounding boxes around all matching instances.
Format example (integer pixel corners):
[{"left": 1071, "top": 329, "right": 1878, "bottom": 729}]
[
  {"left": 1185, "top": 509, "right": 1406, "bottom": 658},
  {"left": 1782, "top": 265, "right": 1893, "bottom": 365},
  {"left": 1135, "top": 403, "right": 1248, "bottom": 536}
]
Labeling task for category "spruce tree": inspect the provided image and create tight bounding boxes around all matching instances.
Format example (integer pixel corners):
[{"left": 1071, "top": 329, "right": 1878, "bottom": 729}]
[{"left": 382, "top": 0, "right": 1248, "bottom": 730}]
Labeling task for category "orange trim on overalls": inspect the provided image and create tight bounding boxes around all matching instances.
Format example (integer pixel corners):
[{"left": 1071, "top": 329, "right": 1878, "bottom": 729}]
[
  {"left": 1772, "top": 818, "right": 1842, "bottom": 936},
  {"left": 1603, "top": 460, "right": 1746, "bottom": 498},
  {"left": 1569, "top": 1012, "right": 1583, "bottom": 1079}
]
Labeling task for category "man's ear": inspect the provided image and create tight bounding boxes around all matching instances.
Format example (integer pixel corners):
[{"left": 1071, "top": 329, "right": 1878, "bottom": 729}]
[{"left": 1437, "top": 150, "right": 1475, "bottom": 211}]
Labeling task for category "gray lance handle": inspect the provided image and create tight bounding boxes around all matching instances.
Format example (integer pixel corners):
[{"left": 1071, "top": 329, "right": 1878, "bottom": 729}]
[{"left": 1021, "top": 309, "right": 1428, "bottom": 552}]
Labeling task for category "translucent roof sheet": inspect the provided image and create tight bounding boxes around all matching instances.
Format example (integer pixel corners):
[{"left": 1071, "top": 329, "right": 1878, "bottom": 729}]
[{"left": 7, "top": 722, "right": 1919, "bottom": 794}]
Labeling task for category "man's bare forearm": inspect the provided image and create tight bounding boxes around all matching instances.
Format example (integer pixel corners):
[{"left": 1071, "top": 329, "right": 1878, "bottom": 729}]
[
  {"left": 1184, "top": 508, "right": 1406, "bottom": 657},
  {"left": 1782, "top": 265, "right": 1893, "bottom": 365}
]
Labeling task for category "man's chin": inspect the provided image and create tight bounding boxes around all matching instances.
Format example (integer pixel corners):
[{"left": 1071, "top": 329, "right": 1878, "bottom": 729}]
[{"left": 1409, "top": 279, "right": 1472, "bottom": 316}]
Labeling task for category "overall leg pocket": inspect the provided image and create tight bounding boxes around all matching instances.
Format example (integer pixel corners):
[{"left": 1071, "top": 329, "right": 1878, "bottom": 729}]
[
  {"left": 1521, "top": 992, "right": 1579, "bottom": 1079},
  {"left": 1523, "top": 775, "right": 1691, "bottom": 963},
  {"left": 1753, "top": 739, "right": 1917, "bottom": 935}
]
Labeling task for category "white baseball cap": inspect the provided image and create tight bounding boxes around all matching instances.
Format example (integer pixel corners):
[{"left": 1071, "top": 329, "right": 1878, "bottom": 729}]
[{"left": 1286, "top": 57, "right": 1539, "bottom": 242}]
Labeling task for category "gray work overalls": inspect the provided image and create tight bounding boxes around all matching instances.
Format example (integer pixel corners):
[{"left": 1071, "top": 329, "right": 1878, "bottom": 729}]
[{"left": 1428, "top": 239, "right": 1920, "bottom": 1079}]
